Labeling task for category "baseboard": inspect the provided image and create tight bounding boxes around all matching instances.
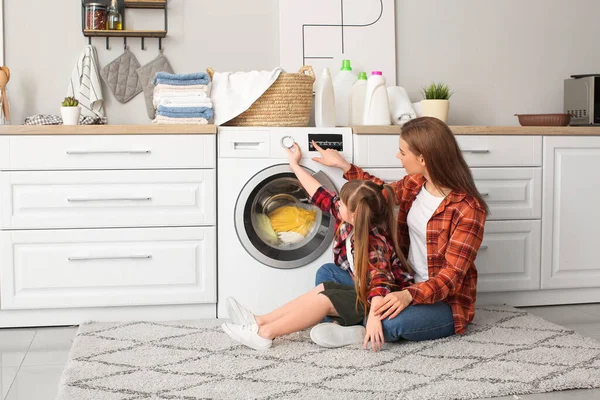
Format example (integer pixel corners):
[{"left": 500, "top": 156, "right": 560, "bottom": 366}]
[
  {"left": 0, "top": 303, "right": 217, "bottom": 328},
  {"left": 477, "top": 287, "right": 600, "bottom": 307}
]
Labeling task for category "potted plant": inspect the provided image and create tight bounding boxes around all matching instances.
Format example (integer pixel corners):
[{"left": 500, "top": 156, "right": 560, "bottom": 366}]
[
  {"left": 61, "top": 96, "right": 81, "bottom": 125},
  {"left": 421, "top": 82, "right": 453, "bottom": 123}
]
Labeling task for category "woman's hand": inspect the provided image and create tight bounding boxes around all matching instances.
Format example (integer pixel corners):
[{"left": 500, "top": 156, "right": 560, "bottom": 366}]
[
  {"left": 364, "top": 316, "right": 385, "bottom": 352},
  {"left": 286, "top": 143, "right": 302, "bottom": 167},
  {"left": 373, "top": 290, "right": 413, "bottom": 320},
  {"left": 311, "top": 141, "right": 352, "bottom": 172}
]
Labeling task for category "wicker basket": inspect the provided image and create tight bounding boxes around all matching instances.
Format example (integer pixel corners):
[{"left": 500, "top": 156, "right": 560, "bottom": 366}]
[
  {"left": 207, "top": 66, "right": 315, "bottom": 127},
  {"left": 514, "top": 113, "right": 571, "bottom": 126}
]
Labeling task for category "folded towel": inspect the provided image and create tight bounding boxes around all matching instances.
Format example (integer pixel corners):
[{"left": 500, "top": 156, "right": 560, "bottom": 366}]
[
  {"left": 159, "top": 101, "right": 213, "bottom": 109},
  {"left": 153, "top": 71, "right": 210, "bottom": 84},
  {"left": 157, "top": 106, "right": 214, "bottom": 120},
  {"left": 154, "top": 78, "right": 208, "bottom": 86},
  {"left": 154, "top": 95, "right": 211, "bottom": 108},
  {"left": 387, "top": 86, "right": 416, "bottom": 125},
  {"left": 211, "top": 67, "right": 282, "bottom": 125},
  {"left": 152, "top": 115, "right": 208, "bottom": 125},
  {"left": 67, "top": 45, "right": 105, "bottom": 118},
  {"left": 153, "top": 84, "right": 209, "bottom": 93}
]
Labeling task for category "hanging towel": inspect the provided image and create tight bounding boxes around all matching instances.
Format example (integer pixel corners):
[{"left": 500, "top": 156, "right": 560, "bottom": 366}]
[
  {"left": 210, "top": 67, "right": 282, "bottom": 126},
  {"left": 67, "top": 45, "right": 105, "bottom": 118},
  {"left": 387, "top": 86, "right": 416, "bottom": 125},
  {"left": 153, "top": 71, "right": 210, "bottom": 85}
]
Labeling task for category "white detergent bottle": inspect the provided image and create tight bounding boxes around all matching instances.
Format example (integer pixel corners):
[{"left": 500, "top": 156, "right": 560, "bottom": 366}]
[
  {"left": 363, "top": 71, "right": 391, "bottom": 125},
  {"left": 351, "top": 72, "right": 368, "bottom": 125},
  {"left": 315, "top": 68, "right": 336, "bottom": 127},
  {"left": 333, "top": 60, "right": 357, "bottom": 126}
]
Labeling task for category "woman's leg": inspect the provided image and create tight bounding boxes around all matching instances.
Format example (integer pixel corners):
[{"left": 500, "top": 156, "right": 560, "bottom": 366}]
[
  {"left": 380, "top": 302, "right": 455, "bottom": 342},
  {"left": 257, "top": 284, "right": 338, "bottom": 340},
  {"left": 315, "top": 263, "right": 354, "bottom": 286},
  {"left": 256, "top": 284, "right": 327, "bottom": 326}
]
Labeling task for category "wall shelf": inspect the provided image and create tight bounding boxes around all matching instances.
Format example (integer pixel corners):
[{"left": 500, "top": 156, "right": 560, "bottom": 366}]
[{"left": 82, "top": 0, "right": 168, "bottom": 50}]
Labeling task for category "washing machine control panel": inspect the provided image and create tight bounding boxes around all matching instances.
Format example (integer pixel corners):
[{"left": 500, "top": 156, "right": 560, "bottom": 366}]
[{"left": 308, "top": 134, "right": 344, "bottom": 152}]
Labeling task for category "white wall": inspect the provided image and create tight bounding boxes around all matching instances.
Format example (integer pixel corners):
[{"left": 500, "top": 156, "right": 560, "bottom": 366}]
[{"left": 5, "top": 0, "right": 600, "bottom": 125}]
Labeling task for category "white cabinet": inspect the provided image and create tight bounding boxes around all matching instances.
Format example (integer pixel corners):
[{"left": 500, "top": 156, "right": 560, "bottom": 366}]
[
  {"left": 541, "top": 136, "right": 600, "bottom": 289},
  {"left": 0, "top": 133, "right": 217, "bottom": 327}
]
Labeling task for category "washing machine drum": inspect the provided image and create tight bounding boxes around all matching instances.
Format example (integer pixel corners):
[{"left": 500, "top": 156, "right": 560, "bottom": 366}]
[{"left": 235, "top": 164, "right": 336, "bottom": 269}]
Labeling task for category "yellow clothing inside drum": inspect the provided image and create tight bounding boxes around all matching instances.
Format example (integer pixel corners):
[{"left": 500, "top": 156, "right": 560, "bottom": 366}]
[{"left": 268, "top": 206, "right": 317, "bottom": 237}]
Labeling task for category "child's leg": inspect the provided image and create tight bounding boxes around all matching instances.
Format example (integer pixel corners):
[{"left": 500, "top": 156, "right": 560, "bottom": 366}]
[
  {"left": 257, "top": 284, "right": 338, "bottom": 340},
  {"left": 256, "top": 283, "right": 327, "bottom": 326}
]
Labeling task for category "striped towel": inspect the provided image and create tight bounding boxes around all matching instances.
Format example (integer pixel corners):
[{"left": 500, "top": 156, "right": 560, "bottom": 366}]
[{"left": 67, "top": 45, "right": 105, "bottom": 118}]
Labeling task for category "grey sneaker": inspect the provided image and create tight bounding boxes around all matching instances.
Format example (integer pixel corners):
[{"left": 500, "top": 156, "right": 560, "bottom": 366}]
[
  {"left": 310, "top": 323, "right": 366, "bottom": 348},
  {"left": 221, "top": 322, "right": 272, "bottom": 351},
  {"left": 225, "top": 297, "right": 256, "bottom": 325}
]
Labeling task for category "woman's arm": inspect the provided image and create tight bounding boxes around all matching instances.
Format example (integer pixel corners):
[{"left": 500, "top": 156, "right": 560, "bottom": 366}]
[{"left": 405, "top": 207, "right": 486, "bottom": 304}]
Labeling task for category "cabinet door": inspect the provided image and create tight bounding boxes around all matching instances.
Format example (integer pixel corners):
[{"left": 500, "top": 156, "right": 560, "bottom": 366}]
[
  {"left": 541, "top": 137, "right": 600, "bottom": 289},
  {"left": 477, "top": 220, "right": 541, "bottom": 292}
]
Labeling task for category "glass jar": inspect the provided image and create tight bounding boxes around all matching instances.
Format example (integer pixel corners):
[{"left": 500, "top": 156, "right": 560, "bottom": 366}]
[{"left": 85, "top": 3, "right": 108, "bottom": 30}]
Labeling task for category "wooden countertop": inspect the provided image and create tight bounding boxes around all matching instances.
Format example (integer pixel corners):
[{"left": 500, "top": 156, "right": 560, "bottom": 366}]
[
  {"left": 353, "top": 125, "right": 600, "bottom": 136},
  {"left": 0, "top": 125, "right": 217, "bottom": 135}
]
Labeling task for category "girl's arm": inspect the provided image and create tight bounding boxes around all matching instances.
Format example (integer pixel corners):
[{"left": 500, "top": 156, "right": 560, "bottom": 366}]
[{"left": 286, "top": 143, "right": 341, "bottom": 219}]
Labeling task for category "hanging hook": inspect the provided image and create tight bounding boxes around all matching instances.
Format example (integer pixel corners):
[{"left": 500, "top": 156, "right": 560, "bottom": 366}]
[
  {"left": 141, "top": 37, "right": 145, "bottom": 51},
  {"left": 159, "top": 38, "right": 162, "bottom": 51},
  {"left": 106, "top": 37, "right": 110, "bottom": 50},
  {"left": 88, "top": 37, "right": 92, "bottom": 45},
  {"left": 124, "top": 37, "right": 127, "bottom": 52}
]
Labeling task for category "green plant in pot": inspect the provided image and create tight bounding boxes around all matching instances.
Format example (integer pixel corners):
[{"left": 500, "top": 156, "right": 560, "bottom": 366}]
[
  {"left": 61, "top": 96, "right": 81, "bottom": 125},
  {"left": 421, "top": 82, "right": 453, "bottom": 123}
]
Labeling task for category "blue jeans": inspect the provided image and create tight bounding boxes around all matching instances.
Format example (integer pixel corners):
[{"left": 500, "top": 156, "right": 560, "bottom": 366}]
[{"left": 315, "top": 263, "right": 456, "bottom": 342}]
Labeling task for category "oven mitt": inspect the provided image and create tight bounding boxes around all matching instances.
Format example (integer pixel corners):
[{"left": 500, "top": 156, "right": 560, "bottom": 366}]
[
  {"left": 100, "top": 50, "right": 143, "bottom": 104},
  {"left": 136, "top": 53, "right": 174, "bottom": 119}
]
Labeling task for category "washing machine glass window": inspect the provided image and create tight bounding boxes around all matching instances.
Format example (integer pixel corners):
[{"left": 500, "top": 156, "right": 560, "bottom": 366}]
[{"left": 235, "top": 164, "right": 337, "bottom": 269}]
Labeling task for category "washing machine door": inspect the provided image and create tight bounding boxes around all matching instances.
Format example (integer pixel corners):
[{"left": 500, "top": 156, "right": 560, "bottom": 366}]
[{"left": 235, "top": 164, "right": 336, "bottom": 269}]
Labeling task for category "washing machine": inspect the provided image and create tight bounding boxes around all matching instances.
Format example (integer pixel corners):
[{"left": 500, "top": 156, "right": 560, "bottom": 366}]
[{"left": 217, "top": 127, "right": 353, "bottom": 318}]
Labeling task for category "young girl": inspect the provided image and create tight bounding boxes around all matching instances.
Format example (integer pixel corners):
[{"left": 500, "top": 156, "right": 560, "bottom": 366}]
[
  {"left": 221, "top": 142, "right": 413, "bottom": 352},
  {"left": 311, "top": 117, "right": 488, "bottom": 345}
]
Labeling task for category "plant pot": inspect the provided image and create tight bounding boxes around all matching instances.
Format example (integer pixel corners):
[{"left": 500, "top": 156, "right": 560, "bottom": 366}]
[
  {"left": 61, "top": 106, "right": 81, "bottom": 125},
  {"left": 421, "top": 99, "right": 450, "bottom": 123}
]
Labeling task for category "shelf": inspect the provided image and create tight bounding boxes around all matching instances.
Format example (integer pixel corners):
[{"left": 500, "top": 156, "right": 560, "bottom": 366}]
[
  {"left": 124, "top": 0, "right": 167, "bottom": 9},
  {"left": 84, "top": 29, "right": 167, "bottom": 38}
]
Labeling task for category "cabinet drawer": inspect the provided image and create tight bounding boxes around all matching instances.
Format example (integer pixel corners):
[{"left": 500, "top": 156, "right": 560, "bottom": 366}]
[
  {"left": 0, "top": 227, "right": 216, "bottom": 310},
  {"left": 354, "top": 135, "right": 542, "bottom": 167},
  {"left": 0, "top": 135, "right": 215, "bottom": 170},
  {"left": 363, "top": 168, "right": 541, "bottom": 220},
  {"left": 476, "top": 220, "right": 541, "bottom": 292},
  {"left": 471, "top": 168, "right": 541, "bottom": 220},
  {"left": 0, "top": 170, "right": 216, "bottom": 229}
]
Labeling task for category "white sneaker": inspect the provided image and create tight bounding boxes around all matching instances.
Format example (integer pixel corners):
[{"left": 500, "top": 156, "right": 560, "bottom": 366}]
[
  {"left": 221, "top": 322, "right": 272, "bottom": 351},
  {"left": 225, "top": 297, "right": 256, "bottom": 325},
  {"left": 310, "top": 323, "right": 366, "bottom": 348}
]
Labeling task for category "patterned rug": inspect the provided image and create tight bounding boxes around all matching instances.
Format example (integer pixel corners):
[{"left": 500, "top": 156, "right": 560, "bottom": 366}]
[{"left": 57, "top": 306, "right": 600, "bottom": 400}]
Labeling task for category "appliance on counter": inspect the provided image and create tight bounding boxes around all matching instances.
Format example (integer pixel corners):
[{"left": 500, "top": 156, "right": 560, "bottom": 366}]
[
  {"left": 564, "top": 74, "right": 600, "bottom": 125},
  {"left": 217, "top": 127, "right": 353, "bottom": 318}
]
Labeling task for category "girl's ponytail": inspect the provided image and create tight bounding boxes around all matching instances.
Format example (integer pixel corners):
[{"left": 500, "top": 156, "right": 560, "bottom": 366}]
[{"left": 352, "top": 197, "right": 372, "bottom": 316}]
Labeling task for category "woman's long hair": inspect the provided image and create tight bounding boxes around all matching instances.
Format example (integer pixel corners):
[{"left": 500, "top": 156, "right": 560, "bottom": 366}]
[
  {"left": 400, "top": 117, "right": 489, "bottom": 214},
  {"left": 339, "top": 180, "right": 410, "bottom": 314}
]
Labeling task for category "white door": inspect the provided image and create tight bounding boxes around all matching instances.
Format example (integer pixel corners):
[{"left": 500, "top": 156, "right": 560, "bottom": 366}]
[{"left": 541, "top": 136, "right": 600, "bottom": 289}]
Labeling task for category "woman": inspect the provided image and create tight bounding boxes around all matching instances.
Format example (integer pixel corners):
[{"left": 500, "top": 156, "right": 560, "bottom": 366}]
[{"left": 309, "top": 117, "right": 488, "bottom": 347}]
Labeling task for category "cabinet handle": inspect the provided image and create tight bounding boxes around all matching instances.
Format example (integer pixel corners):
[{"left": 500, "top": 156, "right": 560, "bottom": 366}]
[
  {"left": 479, "top": 245, "right": 488, "bottom": 250},
  {"left": 462, "top": 149, "right": 490, "bottom": 154},
  {"left": 67, "top": 197, "right": 152, "bottom": 202},
  {"left": 480, "top": 192, "right": 490, "bottom": 197},
  {"left": 68, "top": 255, "right": 152, "bottom": 261},
  {"left": 66, "top": 150, "right": 152, "bottom": 155}
]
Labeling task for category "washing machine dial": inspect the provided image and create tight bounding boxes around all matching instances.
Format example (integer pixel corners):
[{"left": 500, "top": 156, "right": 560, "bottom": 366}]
[{"left": 280, "top": 136, "right": 295, "bottom": 149}]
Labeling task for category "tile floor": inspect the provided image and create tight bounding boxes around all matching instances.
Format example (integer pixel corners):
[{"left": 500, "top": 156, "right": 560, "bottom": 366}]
[{"left": 1, "top": 304, "right": 599, "bottom": 399}]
